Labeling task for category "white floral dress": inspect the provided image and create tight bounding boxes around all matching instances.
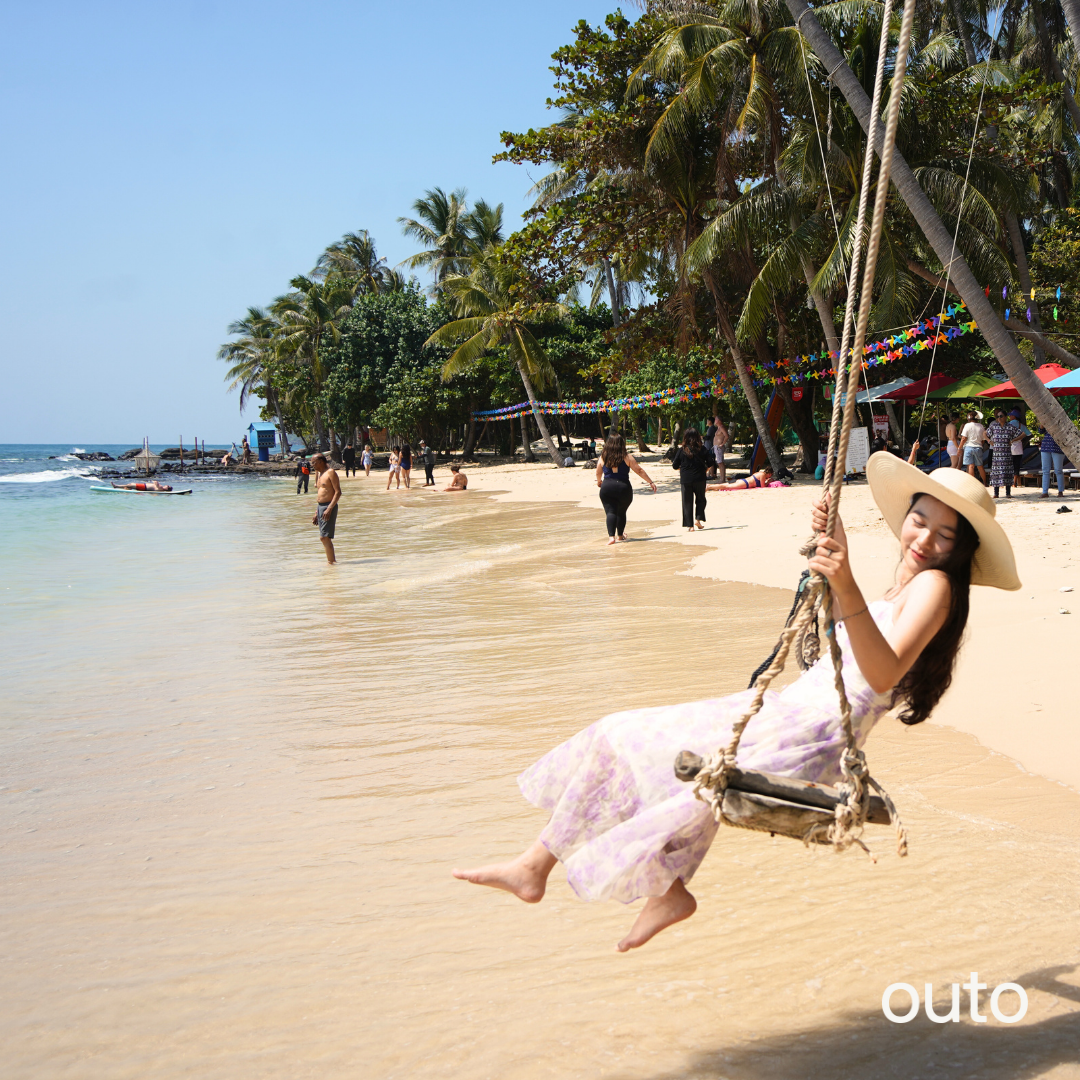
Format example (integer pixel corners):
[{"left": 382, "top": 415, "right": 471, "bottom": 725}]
[{"left": 519, "top": 600, "right": 897, "bottom": 903}]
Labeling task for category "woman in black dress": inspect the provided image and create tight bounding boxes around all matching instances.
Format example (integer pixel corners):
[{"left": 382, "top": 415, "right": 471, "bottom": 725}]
[{"left": 672, "top": 428, "right": 710, "bottom": 531}]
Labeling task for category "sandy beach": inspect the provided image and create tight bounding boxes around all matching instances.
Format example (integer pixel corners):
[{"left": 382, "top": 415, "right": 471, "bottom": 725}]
[{"left": 2, "top": 454, "right": 1079, "bottom": 1080}]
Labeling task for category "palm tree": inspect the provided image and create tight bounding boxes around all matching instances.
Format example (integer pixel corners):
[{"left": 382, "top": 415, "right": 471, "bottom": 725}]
[
  {"left": 398, "top": 186, "right": 474, "bottom": 287},
  {"left": 426, "top": 248, "right": 567, "bottom": 466},
  {"left": 218, "top": 307, "right": 290, "bottom": 453},
  {"left": 271, "top": 275, "right": 354, "bottom": 452},
  {"left": 315, "top": 230, "right": 391, "bottom": 295}
]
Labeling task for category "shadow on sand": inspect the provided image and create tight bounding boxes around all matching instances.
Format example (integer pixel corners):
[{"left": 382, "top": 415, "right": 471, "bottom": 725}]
[{"left": 621, "top": 965, "right": 1080, "bottom": 1080}]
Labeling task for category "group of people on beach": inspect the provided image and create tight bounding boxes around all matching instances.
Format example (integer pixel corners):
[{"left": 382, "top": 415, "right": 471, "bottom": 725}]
[
  {"left": 943, "top": 407, "right": 1071, "bottom": 499},
  {"left": 595, "top": 416, "right": 778, "bottom": 543},
  {"left": 296, "top": 445, "right": 469, "bottom": 564}
]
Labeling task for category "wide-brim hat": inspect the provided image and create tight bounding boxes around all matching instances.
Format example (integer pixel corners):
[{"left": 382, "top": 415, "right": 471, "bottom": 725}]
[{"left": 866, "top": 453, "right": 1020, "bottom": 590}]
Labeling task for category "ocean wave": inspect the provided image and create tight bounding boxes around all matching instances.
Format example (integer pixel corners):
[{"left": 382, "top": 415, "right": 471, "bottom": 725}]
[
  {"left": 0, "top": 468, "right": 97, "bottom": 484},
  {"left": 71, "top": 447, "right": 86, "bottom": 454}
]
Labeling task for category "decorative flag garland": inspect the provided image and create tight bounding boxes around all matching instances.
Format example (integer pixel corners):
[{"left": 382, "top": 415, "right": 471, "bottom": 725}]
[
  {"left": 473, "top": 304, "right": 975, "bottom": 419},
  {"left": 989, "top": 283, "right": 1069, "bottom": 324}
]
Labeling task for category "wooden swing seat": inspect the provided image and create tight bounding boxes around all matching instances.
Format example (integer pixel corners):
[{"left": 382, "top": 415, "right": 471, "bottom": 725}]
[{"left": 674, "top": 751, "right": 891, "bottom": 840}]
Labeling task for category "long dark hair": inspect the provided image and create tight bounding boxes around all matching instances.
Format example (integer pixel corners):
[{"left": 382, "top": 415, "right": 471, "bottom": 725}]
[
  {"left": 601, "top": 432, "right": 627, "bottom": 468},
  {"left": 681, "top": 428, "right": 703, "bottom": 455},
  {"left": 891, "top": 493, "right": 980, "bottom": 725}
]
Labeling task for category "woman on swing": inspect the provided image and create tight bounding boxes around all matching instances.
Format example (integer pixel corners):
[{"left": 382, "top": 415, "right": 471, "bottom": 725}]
[{"left": 454, "top": 455, "right": 1019, "bottom": 951}]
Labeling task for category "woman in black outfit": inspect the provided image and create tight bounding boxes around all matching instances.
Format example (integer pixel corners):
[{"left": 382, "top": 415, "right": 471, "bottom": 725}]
[
  {"left": 672, "top": 428, "right": 709, "bottom": 531},
  {"left": 595, "top": 431, "right": 656, "bottom": 545}
]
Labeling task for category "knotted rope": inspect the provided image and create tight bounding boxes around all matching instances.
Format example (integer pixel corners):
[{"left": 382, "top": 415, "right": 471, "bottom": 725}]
[{"left": 692, "top": 0, "right": 917, "bottom": 859}]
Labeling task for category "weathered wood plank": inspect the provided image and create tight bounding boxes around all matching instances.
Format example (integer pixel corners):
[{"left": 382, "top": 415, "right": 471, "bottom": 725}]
[{"left": 674, "top": 750, "right": 891, "bottom": 825}]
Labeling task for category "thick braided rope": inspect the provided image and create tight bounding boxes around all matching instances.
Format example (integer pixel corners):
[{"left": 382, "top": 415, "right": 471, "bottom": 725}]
[
  {"left": 695, "top": 0, "right": 917, "bottom": 857},
  {"left": 820, "top": 0, "right": 895, "bottom": 491}
]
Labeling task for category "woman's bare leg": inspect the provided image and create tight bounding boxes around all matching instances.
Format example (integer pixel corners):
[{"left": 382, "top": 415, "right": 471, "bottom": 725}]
[
  {"left": 452, "top": 838, "right": 557, "bottom": 904},
  {"left": 616, "top": 878, "right": 697, "bottom": 952}
]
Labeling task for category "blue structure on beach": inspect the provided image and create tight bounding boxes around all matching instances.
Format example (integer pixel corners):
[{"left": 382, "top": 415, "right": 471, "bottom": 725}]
[{"left": 247, "top": 422, "right": 278, "bottom": 462}]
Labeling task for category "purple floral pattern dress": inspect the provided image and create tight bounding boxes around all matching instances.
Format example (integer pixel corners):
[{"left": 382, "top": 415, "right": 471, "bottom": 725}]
[{"left": 519, "top": 600, "right": 897, "bottom": 903}]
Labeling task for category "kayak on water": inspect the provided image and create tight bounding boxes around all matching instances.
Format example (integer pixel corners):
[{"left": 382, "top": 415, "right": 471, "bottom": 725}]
[{"left": 89, "top": 486, "right": 193, "bottom": 496}]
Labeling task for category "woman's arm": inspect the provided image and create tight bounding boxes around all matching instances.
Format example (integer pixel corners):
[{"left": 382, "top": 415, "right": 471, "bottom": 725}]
[
  {"left": 808, "top": 526, "right": 950, "bottom": 693},
  {"left": 671, "top": 449, "right": 683, "bottom": 470},
  {"left": 596, "top": 458, "right": 604, "bottom": 487},
  {"left": 625, "top": 454, "right": 657, "bottom": 491}
]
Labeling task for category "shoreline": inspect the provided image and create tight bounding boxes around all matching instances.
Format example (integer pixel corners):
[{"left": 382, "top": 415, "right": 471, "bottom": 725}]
[{"left": 349, "top": 448, "right": 1080, "bottom": 793}]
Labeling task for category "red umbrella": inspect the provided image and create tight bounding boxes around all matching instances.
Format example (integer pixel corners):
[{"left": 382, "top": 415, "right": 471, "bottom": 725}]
[
  {"left": 977, "top": 363, "right": 1075, "bottom": 398},
  {"left": 879, "top": 373, "right": 956, "bottom": 400}
]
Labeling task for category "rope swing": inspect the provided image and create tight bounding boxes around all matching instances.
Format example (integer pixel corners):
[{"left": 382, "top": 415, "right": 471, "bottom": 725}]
[{"left": 675, "top": 0, "right": 918, "bottom": 860}]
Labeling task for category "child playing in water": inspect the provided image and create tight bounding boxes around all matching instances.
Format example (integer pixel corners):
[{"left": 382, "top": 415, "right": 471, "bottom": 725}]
[{"left": 454, "top": 455, "right": 1019, "bottom": 951}]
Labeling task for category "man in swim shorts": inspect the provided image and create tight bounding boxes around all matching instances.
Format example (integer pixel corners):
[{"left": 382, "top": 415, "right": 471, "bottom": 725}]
[
  {"left": 443, "top": 463, "right": 468, "bottom": 491},
  {"left": 311, "top": 453, "right": 341, "bottom": 564}
]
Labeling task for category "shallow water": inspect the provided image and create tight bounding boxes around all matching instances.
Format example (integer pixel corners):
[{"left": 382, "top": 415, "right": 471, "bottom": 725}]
[{"left": 3, "top": 470, "right": 1079, "bottom": 1079}]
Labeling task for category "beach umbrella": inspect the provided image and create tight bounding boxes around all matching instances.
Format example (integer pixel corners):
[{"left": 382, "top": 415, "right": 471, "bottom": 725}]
[
  {"left": 835, "top": 376, "right": 915, "bottom": 406},
  {"left": 1042, "top": 367, "right": 1080, "bottom": 396},
  {"left": 977, "top": 363, "right": 1073, "bottom": 398},
  {"left": 879, "top": 373, "right": 956, "bottom": 400},
  {"left": 925, "top": 373, "right": 1001, "bottom": 399}
]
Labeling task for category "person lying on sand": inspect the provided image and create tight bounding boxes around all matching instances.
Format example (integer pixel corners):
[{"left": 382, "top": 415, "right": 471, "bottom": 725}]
[
  {"left": 453, "top": 455, "right": 1020, "bottom": 952},
  {"left": 707, "top": 466, "right": 773, "bottom": 491},
  {"left": 443, "top": 464, "right": 468, "bottom": 491},
  {"left": 112, "top": 480, "right": 173, "bottom": 492}
]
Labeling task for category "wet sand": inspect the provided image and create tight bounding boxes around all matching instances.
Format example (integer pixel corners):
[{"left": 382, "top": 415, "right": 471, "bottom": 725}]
[{"left": 2, "top": 465, "right": 1079, "bottom": 1079}]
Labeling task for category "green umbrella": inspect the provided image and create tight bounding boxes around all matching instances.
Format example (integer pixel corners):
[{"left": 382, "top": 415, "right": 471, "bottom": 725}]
[{"left": 924, "top": 373, "right": 1001, "bottom": 399}]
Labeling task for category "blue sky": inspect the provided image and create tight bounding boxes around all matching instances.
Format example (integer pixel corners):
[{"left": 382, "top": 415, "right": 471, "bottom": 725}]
[{"left": 0, "top": 1, "right": 622, "bottom": 443}]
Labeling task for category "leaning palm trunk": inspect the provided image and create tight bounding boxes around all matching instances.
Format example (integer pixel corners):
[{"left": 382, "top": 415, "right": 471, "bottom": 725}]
[
  {"left": 789, "top": 0, "right": 1080, "bottom": 466},
  {"left": 516, "top": 360, "right": 564, "bottom": 466},
  {"left": 705, "top": 271, "right": 784, "bottom": 474}
]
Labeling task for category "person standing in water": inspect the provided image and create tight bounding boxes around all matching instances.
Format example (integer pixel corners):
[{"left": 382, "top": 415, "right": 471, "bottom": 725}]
[
  {"left": 310, "top": 453, "right": 341, "bottom": 564},
  {"left": 595, "top": 431, "right": 656, "bottom": 544},
  {"left": 342, "top": 442, "right": 356, "bottom": 477},
  {"left": 295, "top": 453, "right": 310, "bottom": 494},
  {"left": 361, "top": 444, "right": 373, "bottom": 477},
  {"left": 420, "top": 441, "right": 436, "bottom": 486}
]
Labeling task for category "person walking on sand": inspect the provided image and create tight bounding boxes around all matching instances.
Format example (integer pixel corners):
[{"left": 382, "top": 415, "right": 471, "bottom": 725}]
[
  {"left": 420, "top": 441, "right": 436, "bottom": 486},
  {"left": 295, "top": 453, "right": 310, "bottom": 494},
  {"left": 672, "top": 428, "right": 710, "bottom": 531},
  {"left": 955, "top": 410, "right": 987, "bottom": 484},
  {"left": 310, "top": 453, "right": 340, "bottom": 564},
  {"left": 945, "top": 413, "right": 961, "bottom": 469},
  {"left": 443, "top": 463, "right": 468, "bottom": 490},
  {"left": 595, "top": 431, "right": 656, "bottom": 545},
  {"left": 986, "top": 409, "right": 1021, "bottom": 499},
  {"left": 386, "top": 447, "right": 401, "bottom": 490},
  {"left": 1008, "top": 409, "right": 1029, "bottom": 489},
  {"left": 342, "top": 441, "right": 356, "bottom": 477},
  {"left": 361, "top": 443, "right": 373, "bottom": 477},
  {"left": 452, "top": 455, "right": 1021, "bottom": 952},
  {"left": 399, "top": 443, "right": 413, "bottom": 489}
]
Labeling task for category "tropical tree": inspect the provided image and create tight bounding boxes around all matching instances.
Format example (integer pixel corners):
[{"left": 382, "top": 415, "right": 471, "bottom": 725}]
[
  {"left": 315, "top": 229, "right": 394, "bottom": 295},
  {"left": 398, "top": 187, "right": 475, "bottom": 287},
  {"left": 427, "top": 247, "right": 568, "bottom": 466},
  {"left": 218, "top": 307, "right": 290, "bottom": 453},
  {"left": 271, "top": 275, "right": 355, "bottom": 453}
]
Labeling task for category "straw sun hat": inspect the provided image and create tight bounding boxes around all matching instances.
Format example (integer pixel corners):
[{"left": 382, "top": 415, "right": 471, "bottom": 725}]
[{"left": 866, "top": 453, "right": 1021, "bottom": 591}]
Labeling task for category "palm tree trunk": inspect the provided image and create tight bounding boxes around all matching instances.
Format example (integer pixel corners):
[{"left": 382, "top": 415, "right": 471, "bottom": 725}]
[
  {"left": 788, "top": 0, "right": 1080, "bottom": 466},
  {"left": 1005, "top": 212, "right": 1045, "bottom": 363},
  {"left": 949, "top": 0, "right": 977, "bottom": 67},
  {"left": 519, "top": 413, "right": 536, "bottom": 461},
  {"left": 603, "top": 257, "right": 622, "bottom": 327},
  {"left": 266, "top": 383, "right": 290, "bottom": 454},
  {"left": 704, "top": 271, "right": 784, "bottom": 474},
  {"left": 461, "top": 404, "right": 479, "bottom": 461},
  {"left": 516, "top": 360, "right": 564, "bottom": 466},
  {"left": 313, "top": 404, "right": 328, "bottom": 452},
  {"left": 1032, "top": 0, "right": 1080, "bottom": 132}
]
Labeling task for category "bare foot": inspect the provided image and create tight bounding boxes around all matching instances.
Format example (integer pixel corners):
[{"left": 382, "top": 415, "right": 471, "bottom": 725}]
[
  {"left": 607, "top": 536, "right": 618, "bottom": 546},
  {"left": 616, "top": 879, "right": 696, "bottom": 952},
  {"left": 696, "top": 520, "right": 704, "bottom": 530},
  {"left": 616, "top": 534, "right": 629, "bottom": 542},
  {"left": 452, "top": 842, "right": 556, "bottom": 904}
]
